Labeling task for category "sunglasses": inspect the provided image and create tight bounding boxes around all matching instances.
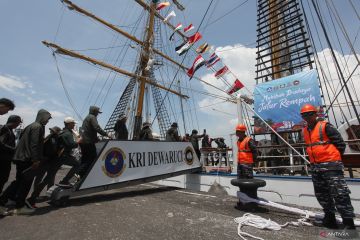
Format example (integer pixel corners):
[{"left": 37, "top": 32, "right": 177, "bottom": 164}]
[{"left": 301, "top": 112, "right": 316, "bottom": 117}]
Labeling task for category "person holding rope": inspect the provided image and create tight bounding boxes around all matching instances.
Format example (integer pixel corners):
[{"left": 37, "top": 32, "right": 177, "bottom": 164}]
[{"left": 301, "top": 103, "right": 355, "bottom": 230}]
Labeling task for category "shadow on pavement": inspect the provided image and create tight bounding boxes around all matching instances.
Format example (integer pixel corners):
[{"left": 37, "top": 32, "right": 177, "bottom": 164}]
[{"left": 30, "top": 186, "right": 178, "bottom": 216}]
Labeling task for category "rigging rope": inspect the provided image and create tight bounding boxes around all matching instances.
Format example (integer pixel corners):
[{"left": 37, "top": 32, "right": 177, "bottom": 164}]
[
  {"left": 201, "top": 0, "right": 250, "bottom": 29},
  {"left": 326, "top": 0, "right": 360, "bottom": 107},
  {"left": 151, "top": 0, "right": 215, "bottom": 127},
  {"left": 349, "top": 0, "right": 360, "bottom": 21},
  {"left": 52, "top": 53, "right": 83, "bottom": 121},
  {"left": 54, "top": 3, "right": 66, "bottom": 43},
  {"left": 97, "top": 9, "right": 145, "bottom": 108},
  {"left": 302, "top": 0, "right": 343, "bottom": 126},
  {"left": 318, "top": 1, "right": 353, "bottom": 119},
  {"left": 78, "top": 3, "right": 138, "bottom": 114},
  {"left": 311, "top": 0, "right": 360, "bottom": 124}
]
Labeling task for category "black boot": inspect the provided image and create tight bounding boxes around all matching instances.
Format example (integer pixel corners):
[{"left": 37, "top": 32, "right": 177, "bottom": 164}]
[
  {"left": 323, "top": 213, "right": 338, "bottom": 229},
  {"left": 342, "top": 218, "right": 356, "bottom": 230}
]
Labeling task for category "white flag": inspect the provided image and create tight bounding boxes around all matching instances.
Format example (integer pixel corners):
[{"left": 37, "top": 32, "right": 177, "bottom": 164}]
[{"left": 164, "top": 10, "right": 176, "bottom": 22}]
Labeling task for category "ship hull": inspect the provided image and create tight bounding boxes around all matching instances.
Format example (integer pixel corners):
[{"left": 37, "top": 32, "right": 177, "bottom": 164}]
[{"left": 156, "top": 173, "right": 360, "bottom": 214}]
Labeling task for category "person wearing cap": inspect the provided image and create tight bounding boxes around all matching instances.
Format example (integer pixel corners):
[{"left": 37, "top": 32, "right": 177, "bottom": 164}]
[
  {"left": 139, "top": 122, "right": 154, "bottom": 141},
  {"left": 0, "top": 109, "right": 51, "bottom": 215},
  {"left": 78, "top": 106, "right": 111, "bottom": 178},
  {"left": 0, "top": 115, "right": 22, "bottom": 193},
  {"left": 56, "top": 117, "right": 81, "bottom": 186},
  {"left": 114, "top": 114, "right": 128, "bottom": 140},
  {"left": 301, "top": 103, "right": 355, "bottom": 230},
  {"left": 166, "top": 122, "right": 180, "bottom": 142},
  {"left": 190, "top": 129, "right": 205, "bottom": 160},
  {"left": 236, "top": 124, "right": 257, "bottom": 179},
  {"left": 0, "top": 98, "right": 15, "bottom": 115}
]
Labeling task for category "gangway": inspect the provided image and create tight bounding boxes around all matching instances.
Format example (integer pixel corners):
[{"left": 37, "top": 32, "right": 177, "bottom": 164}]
[{"left": 48, "top": 140, "right": 201, "bottom": 206}]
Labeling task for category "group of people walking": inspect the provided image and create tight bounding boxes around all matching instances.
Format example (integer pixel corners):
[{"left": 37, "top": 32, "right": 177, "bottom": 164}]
[
  {"left": 0, "top": 99, "right": 111, "bottom": 215},
  {"left": 0, "top": 97, "right": 214, "bottom": 216}
]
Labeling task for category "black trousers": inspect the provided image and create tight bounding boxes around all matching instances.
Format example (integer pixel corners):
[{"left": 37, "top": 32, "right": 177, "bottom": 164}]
[
  {"left": 78, "top": 143, "right": 97, "bottom": 177},
  {"left": 59, "top": 155, "right": 80, "bottom": 183},
  {"left": 0, "top": 158, "right": 12, "bottom": 193},
  {"left": 29, "top": 159, "right": 60, "bottom": 202},
  {"left": 0, "top": 161, "right": 35, "bottom": 208},
  {"left": 195, "top": 149, "right": 201, "bottom": 160},
  {"left": 237, "top": 163, "right": 254, "bottom": 179},
  {"left": 29, "top": 156, "right": 80, "bottom": 202}
]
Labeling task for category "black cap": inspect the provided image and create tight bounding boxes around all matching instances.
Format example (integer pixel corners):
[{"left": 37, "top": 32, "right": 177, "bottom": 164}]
[
  {"left": 49, "top": 126, "right": 62, "bottom": 134},
  {"left": 7, "top": 115, "right": 22, "bottom": 124},
  {"left": 171, "top": 122, "right": 178, "bottom": 127},
  {"left": 192, "top": 129, "right": 198, "bottom": 134}
]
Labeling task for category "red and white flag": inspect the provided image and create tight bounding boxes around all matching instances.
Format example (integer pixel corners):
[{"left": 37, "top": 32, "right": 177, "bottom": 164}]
[
  {"left": 184, "top": 24, "right": 194, "bottom": 33},
  {"left": 214, "top": 66, "right": 229, "bottom": 79},
  {"left": 227, "top": 79, "right": 244, "bottom": 94},
  {"left": 169, "top": 23, "right": 183, "bottom": 41},
  {"left": 156, "top": 2, "right": 170, "bottom": 11},
  {"left": 175, "top": 32, "right": 202, "bottom": 55},
  {"left": 187, "top": 55, "right": 205, "bottom": 79},
  {"left": 187, "top": 32, "right": 202, "bottom": 44}
]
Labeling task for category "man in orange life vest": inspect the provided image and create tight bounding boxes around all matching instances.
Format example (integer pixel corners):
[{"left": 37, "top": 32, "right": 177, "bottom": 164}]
[
  {"left": 301, "top": 104, "right": 355, "bottom": 230},
  {"left": 236, "top": 124, "right": 257, "bottom": 179}
]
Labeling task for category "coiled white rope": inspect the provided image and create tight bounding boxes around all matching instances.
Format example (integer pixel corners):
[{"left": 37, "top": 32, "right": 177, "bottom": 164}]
[
  {"left": 234, "top": 213, "right": 313, "bottom": 240},
  {"left": 233, "top": 192, "right": 360, "bottom": 239}
]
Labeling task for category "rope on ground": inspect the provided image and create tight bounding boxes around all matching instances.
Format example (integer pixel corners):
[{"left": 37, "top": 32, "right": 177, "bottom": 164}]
[{"left": 234, "top": 213, "right": 312, "bottom": 240}]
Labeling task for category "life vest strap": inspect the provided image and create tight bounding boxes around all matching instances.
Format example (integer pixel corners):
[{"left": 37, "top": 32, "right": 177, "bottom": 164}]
[
  {"left": 238, "top": 150, "right": 251, "bottom": 152},
  {"left": 307, "top": 141, "right": 330, "bottom": 147}
]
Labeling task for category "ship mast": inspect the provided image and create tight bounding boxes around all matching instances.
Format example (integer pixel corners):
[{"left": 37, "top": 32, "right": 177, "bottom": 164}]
[
  {"left": 256, "top": 0, "right": 314, "bottom": 83},
  {"left": 43, "top": 0, "right": 196, "bottom": 138},
  {"left": 44, "top": 0, "right": 238, "bottom": 139},
  {"left": 133, "top": 1, "right": 156, "bottom": 139}
]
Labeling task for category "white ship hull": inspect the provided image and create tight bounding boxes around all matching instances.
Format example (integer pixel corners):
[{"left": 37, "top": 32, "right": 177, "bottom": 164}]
[{"left": 156, "top": 173, "right": 360, "bottom": 214}]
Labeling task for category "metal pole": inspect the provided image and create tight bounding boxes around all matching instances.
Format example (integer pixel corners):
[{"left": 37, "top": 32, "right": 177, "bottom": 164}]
[{"left": 178, "top": 80, "right": 187, "bottom": 134}]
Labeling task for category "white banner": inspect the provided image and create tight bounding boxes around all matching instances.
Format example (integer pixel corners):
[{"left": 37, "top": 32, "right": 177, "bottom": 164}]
[{"left": 80, "top": 141, "right": 200, "bottom": 189}]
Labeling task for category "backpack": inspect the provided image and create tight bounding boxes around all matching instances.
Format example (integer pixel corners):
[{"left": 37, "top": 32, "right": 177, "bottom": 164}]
[{"left": 43, "top": 133, "right": 61, "bottom": 159}]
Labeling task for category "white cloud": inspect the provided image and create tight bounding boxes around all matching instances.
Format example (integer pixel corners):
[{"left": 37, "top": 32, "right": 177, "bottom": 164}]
[
  {"left": 190, "top": 44, "right": 258, "bottom": 143},
  {"left": 0, "top": 74, "right": 27, "bottom": 92},
  {"left": 315, "top": 49, "right": 360, "bottom": 125}
]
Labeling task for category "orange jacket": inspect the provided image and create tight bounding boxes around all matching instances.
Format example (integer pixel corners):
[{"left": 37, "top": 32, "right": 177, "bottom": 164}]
[
  {"left": 237, "top": 136, "right": 254, "bottom": 164},
  {"left": 303, "top": 121, "right": 342, "bottom": 163}
]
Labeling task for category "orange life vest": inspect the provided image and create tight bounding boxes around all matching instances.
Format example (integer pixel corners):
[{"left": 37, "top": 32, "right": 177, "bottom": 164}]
[
  {"left": 303, "top": 121, "right": 342, "bottom": 163},
  {"left": 237, "top": 136, "right": 254, "bottom": 164}
]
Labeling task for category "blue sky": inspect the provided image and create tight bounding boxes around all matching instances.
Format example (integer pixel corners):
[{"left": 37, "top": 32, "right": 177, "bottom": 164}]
[{"left": 0, "top": 0, "right": 359, "bottom": 142}]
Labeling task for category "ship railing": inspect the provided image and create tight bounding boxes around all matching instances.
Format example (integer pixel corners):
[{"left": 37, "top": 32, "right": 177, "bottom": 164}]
[
  {"left": 255, "top": 143, "right": 307, "bottom": 175},
  {"left": 255, "top": 139, "right": 360, "bottom": 176},
  {"left": 253, "top": 164, "right": 308, "bottom": 176}
]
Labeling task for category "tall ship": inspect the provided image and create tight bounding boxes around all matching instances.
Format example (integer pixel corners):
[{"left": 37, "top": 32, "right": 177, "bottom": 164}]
[{"left": 40, "top": 0, "right": 360, "bottom": 214}]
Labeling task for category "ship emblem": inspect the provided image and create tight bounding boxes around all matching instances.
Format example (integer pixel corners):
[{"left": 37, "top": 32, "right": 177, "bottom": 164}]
[
  {"left": 184, "top": 147, "right": 194, "bottom": 165},
  {"left": 102, "top": 148, "right": 126, "bottom": 178}
]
